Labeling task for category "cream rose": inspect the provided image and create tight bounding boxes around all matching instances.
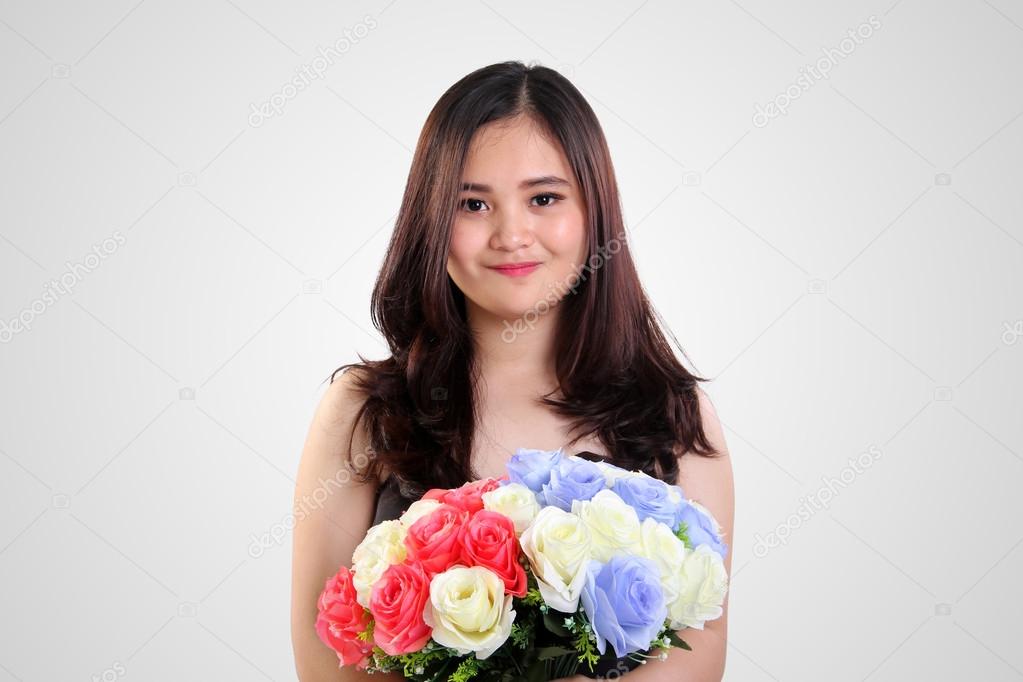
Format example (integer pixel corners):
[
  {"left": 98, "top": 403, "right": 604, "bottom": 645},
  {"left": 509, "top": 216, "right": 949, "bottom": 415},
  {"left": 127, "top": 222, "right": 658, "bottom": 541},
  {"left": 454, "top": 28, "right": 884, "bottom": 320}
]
[
  {"left": 424, "top": 565, "right": 515, "bottom": 659},
  {"left": 351, "top": 520, "right": 407, "bottom": 607},
  {"left": 571, "top": 489, "right": 641, "bottom": 562},
  {"left": 399, "top": 498, "right": 442, "bottom": 529},
  {"left": 519, "top": 506, "right": 592, "bottom": 612},
  {"left": 636, "top": 517, "right": 688, "bottom": 606},
  {"left": 669, "top": 544, "right": 729, "bottom": 629},
  {"left": 481, "top": 483, "right": 540, "bottom": 535}
]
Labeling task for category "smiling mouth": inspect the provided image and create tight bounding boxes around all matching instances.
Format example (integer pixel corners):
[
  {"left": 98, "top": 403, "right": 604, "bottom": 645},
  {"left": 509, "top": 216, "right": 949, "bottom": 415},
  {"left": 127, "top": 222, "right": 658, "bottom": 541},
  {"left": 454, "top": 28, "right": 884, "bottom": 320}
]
[{"left": 487, "top": 263, "right": 541, "bottom": 277}]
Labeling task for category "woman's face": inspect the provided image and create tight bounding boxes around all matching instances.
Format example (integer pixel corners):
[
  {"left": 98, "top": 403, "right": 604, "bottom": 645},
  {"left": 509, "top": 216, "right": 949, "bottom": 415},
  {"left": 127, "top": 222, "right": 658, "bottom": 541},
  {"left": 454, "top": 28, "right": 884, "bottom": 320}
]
[{"left": 447, "top": 116, "right": 588, "bottom": 324}]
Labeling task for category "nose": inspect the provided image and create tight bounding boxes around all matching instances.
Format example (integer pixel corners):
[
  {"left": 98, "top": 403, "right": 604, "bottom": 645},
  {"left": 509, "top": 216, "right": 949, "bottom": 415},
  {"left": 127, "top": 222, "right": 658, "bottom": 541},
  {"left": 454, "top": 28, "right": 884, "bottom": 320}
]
[{"left": 488, "top": 204, "right": 534, "bottom": 251}]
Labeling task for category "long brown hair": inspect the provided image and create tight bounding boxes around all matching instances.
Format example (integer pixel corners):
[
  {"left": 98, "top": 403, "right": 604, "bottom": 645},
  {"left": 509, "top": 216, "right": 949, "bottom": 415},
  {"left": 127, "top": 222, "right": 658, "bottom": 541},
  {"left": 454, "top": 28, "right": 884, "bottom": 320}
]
[{"left": 329, "top": 60, "right": 718, "bottom": 495}]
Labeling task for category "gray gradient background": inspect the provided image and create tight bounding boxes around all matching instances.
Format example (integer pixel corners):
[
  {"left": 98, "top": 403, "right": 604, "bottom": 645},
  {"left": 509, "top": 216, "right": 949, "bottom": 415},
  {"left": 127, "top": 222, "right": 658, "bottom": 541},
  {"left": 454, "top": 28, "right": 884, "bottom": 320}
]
[{"left": 1, "top": 1, "right": 1021, "bottom": 680}]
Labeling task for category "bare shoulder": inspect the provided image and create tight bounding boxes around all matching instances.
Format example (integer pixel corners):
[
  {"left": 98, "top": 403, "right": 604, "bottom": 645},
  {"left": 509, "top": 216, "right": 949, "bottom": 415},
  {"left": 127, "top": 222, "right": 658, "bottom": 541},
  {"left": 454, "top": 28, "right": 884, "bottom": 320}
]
[
  {"left": 313, "top": 368, "right": 389, "bottom": 485},
  {"left": 316, "top": 368, "right": 367, "bottom": 438},
  {"left": 679, "top": 386, "right": 728, "bottom": 488},
  {"left": 696, "top": 386, "right": 723, "bottom": 441},
  {"left": 295, "top": 367, "right": 378, "bottom": 507}
]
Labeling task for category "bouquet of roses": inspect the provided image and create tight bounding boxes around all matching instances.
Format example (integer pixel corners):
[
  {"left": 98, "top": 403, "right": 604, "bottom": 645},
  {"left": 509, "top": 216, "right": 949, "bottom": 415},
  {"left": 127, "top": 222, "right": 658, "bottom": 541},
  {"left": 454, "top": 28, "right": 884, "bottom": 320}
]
[{"left": 315, "top": 447, "right": 729, "bottom": 681}]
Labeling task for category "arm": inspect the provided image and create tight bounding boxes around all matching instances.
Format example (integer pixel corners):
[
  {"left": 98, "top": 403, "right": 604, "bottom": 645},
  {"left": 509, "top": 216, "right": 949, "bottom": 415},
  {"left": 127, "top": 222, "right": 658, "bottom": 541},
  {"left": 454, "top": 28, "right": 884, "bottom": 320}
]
[
  {"left": 290, "top": 370, "right": 405, "bottom": 682},
  {"left": 659, "top": 388, "right": 734, "bottom": 681},
  {"left": 556, "top": 388, "right": 735, "bottom": 682}
]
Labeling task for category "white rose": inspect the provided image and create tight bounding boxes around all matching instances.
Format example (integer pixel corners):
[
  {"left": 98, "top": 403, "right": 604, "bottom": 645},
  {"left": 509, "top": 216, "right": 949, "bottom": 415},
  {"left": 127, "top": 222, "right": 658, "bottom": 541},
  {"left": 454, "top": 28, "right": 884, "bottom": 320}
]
[
  {"left": 519, "top": 506, "right": 592, "bottom": 612},
  {"left": 571, "top": 489, "right": 641, "bottom": 562},
  {"left": 399, "top": 499, "right": 442, "bottom": 529},
  {"left": 668, "top": 544, "right": 728, "bottom": 630},
  {"left": 424, "top": 565, "right": 515, "bottom": 659},
  {"left": 637, "top": 517, "right": 688, "bottom": 605},
  {"left": 351, "top": 520, "right": 407, "bottom": 607},
  {"left": 481, "top": 483, "right": 540, "bottom": 535}
]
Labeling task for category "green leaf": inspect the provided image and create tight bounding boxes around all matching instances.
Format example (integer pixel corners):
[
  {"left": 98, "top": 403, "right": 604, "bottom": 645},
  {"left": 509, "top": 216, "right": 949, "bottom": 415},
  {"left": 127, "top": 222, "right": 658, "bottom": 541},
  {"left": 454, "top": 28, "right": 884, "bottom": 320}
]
[
  {"left": 524, "top": 658, "right": 549, "bottom": 682},
  {"left": 675, "top": 521, "right": 693, "bottom": 549},
  {"left": 447, "top": 657, "right": 481, "bottom": 682},
  {"left": 542, "top": 610, "right": 572, "bottom": 637},
  {"left": 521, "top": 587, "right": 544, "bottom": 607},
  {"left": 666, "top": 630, "right": 692, "bottom": 651},
  {"left": 536, "top": 646, "right": 576, "bottom": 661}
]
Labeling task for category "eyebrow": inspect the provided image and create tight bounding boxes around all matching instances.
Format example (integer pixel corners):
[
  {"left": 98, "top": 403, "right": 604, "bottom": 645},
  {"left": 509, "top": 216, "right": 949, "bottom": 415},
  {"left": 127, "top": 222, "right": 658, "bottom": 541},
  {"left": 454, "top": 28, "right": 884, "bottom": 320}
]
[{"left": 460, "top": 175, "right": 570, "bottom": 193}]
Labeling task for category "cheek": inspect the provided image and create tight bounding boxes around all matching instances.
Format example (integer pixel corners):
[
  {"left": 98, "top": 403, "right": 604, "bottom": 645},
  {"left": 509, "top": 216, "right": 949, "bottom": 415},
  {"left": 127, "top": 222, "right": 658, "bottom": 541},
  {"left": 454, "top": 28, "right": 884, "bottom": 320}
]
[
  {"left": 544, "top": 212, "right": 588, "bottom": 264},
  {"left": 447, "top": 222, "right": 484, "bottom": 273}
]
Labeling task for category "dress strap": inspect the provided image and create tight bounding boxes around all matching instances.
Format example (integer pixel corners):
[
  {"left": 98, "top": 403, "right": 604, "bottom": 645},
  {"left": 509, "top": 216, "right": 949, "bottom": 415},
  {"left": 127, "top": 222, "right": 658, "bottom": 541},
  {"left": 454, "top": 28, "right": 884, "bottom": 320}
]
[{"left": 572, "top": 450, "right": 606, "bottom": 462}]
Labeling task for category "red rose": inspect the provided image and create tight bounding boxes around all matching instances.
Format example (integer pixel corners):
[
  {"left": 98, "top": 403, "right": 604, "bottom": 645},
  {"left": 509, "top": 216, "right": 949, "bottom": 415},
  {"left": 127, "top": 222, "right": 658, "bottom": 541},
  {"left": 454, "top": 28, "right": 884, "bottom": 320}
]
[
  {"left": 314, "top": 566, "right": 372, "bottom": 668},
  {"left": 404, "top": 503, "right": 468, "bottom": 575},
  {"left": 423, "top": 478, "right": 501, "bottom": 514},
  {"left": 461, "top": 510, "right": 527, "bottom": 596},
  {"left": 369, "top": 562, "right": 433, "bottom": 655}
]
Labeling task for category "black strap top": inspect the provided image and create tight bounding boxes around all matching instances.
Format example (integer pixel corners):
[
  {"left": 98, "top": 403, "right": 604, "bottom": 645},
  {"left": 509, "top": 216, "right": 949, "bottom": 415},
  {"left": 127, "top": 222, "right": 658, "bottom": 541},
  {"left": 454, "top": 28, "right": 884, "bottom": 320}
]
[{"left": 371, "top": 475, "right": 417, "bottom": 527}]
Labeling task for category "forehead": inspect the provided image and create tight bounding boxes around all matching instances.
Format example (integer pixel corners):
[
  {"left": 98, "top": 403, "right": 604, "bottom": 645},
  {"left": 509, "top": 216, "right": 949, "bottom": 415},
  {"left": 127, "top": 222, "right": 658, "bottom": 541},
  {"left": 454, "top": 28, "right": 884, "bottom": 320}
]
[{"left": 462, "top": 117, "right": 571, "bottom": 181}]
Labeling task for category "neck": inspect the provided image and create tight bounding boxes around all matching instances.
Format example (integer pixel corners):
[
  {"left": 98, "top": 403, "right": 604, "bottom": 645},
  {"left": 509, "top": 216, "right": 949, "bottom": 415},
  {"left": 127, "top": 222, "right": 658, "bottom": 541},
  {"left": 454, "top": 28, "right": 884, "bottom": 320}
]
[{"left": 465, "top": 300, "right": 561, "bottom": 398}]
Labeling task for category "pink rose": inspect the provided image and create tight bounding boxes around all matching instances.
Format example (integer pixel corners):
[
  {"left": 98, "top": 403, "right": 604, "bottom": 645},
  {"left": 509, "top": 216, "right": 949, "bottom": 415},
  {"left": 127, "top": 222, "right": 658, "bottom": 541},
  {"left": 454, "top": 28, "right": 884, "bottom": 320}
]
[
  {"left": 369, "top": 562, "right": 433, "bottom": 655},
  {"left": 461, "top": 510, "right": 527, "bottom": 596},
  {"left": 315, "top": 566, "right": 373, "bottom": 668},
  {"left": 423, "top": 479, "right": 501, "bottom": 514},
  {"left": 405, "top": 503, "right": 468, "bottom": 575}
]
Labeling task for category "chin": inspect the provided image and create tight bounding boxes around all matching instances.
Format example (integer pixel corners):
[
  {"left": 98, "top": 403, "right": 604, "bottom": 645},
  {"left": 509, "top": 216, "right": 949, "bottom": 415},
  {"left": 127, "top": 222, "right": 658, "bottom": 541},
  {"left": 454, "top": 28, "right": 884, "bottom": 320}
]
[
  {"left": 474, "top": 300, "right": 535, "bottom": 324},
  {"left": 467, "top": 292, "right": 559, "bottom": 326},
  {"left": 488, "top": 305, "right": 531, "bottom": 323}
]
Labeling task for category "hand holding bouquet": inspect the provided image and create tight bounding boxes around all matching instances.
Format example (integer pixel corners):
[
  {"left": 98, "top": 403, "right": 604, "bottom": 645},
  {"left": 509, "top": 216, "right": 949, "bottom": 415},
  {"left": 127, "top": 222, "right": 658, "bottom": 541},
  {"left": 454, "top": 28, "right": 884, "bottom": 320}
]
[{"left": 316, "top": 448, "right": 729, "bottom": 681}]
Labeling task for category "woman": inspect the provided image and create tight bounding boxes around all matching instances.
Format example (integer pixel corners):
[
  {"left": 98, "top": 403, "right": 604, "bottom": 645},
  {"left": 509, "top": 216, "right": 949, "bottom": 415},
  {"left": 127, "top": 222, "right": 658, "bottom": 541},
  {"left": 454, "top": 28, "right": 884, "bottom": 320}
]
[{"left": 291, "top": 60, "right": 734, "bottom": 681}]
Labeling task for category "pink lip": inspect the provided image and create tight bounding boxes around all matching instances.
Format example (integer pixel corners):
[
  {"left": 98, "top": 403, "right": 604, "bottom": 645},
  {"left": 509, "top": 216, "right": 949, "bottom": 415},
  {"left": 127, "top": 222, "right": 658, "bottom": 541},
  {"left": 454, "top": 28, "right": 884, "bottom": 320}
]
[{"left": 488, "top": 262, "right": 540, "bottom": 277}]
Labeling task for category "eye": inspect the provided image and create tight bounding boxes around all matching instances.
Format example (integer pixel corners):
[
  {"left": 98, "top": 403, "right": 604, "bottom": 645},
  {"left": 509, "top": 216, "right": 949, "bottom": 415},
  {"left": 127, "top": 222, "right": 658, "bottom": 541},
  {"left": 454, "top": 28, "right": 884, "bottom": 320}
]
[
  {"left": 459, "top": 193, "right": 563, "bottom": 213},
  {"left": 531, "top": 193, "right": 563, "bottom": 207},
  {"left": 459, "top": 197, "right": 488, "bottom": 213}
]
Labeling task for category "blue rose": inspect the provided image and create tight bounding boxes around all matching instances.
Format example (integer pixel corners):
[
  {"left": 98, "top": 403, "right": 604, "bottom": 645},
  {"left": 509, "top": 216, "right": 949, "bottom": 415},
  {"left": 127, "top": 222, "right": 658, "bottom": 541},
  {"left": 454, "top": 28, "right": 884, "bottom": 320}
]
[
  {"left": 539, "top": 456, "right": 605, "bottom": 511},
  {"left": 612, "top": 475, "right": 679, "bottom": 529},
  {"left": 677, "top": 500, "right": 728, "bottom": 559},
  {"left": 505, "top": 447, "right": 563, "bottom": 493},
  {"left": 579, "top": 555, "right": 667, "bottom": 658}
]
